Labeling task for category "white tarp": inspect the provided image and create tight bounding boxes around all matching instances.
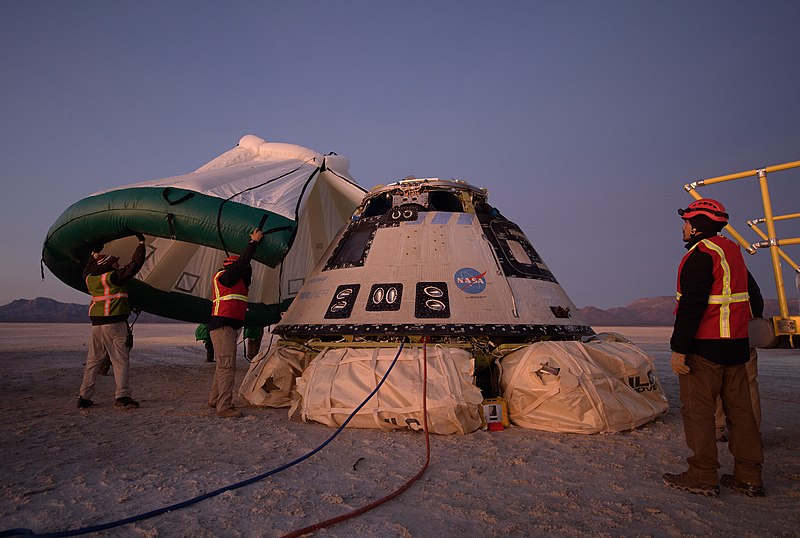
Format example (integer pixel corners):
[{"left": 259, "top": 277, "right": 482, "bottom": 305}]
[
  {"left": 293, "top": 346, "right": 485, "bottom": 435},
  {"left": 102, "top": 135, "right": 366, "bottom": 310},
  {"left": 500, "top": 339, "right": 668, "bottom": 433},
  {"left": 239, "top": 345, "right": 315, "bottom": 408}
]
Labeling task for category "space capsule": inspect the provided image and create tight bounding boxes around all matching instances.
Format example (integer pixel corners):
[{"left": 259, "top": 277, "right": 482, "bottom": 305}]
[
  {"left": 244, "top": 178, "right": 669, "bottom": 434},
  {"left": 274, "top": 177, "right": 592, "bottom": 340}
]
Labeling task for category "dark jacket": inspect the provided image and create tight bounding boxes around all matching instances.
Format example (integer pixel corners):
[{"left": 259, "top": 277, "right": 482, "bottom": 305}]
[
  {"left": 207, "top": 240, "right": 259, "bottom": 331},
  {"left": 82, "top": 243, "right": 146, "bottom": 326},
  {"left": 670, "top": 232, "right": 763, "bottom": 364}
]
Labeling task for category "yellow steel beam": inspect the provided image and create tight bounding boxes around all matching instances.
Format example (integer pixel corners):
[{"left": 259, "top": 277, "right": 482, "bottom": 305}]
[
  {"left": 686, "top": 160, "right": 800, "bottom": 186},
  {"left": 749, "top": 212, "right": 800, "bottom": 223},
  {"left": 756, "top": 168, "right": 792, "bottom": 318},
  {"left": 751, "top": 236, "right": 800, "bottom": 249},
  {"left": 683, "top": 160, "right": 800, "bottom": 327},
  {"left": 748, "top": 215, "right": 800, "bottom": 273}
]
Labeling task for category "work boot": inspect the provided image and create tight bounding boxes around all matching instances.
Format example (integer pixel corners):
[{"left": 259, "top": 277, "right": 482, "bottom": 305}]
[
  {"left": 721, "top": 474, "right": 766, "bottom": 497},
  {"left": 115, "top": 396, "right": 140, "bottom": 408},
  {"left": 217, "top": 408, "right": 243, "bottom": 418},
  {"left": 662, "top": 472, "right": 719, "bottom": 497},
  {"left": 77, "top": 397, "right": 94, "bottom": 409}
]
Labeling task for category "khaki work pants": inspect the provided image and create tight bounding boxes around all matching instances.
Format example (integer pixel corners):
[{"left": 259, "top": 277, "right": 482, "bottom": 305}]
[
  {"left": 208, "top": 326, "right": 239, "bottom": 413},
  {"left": 680, "top": 353, "right": 763, "bottom": 485},
  {"left": 79, "top": 321, "right": 131, "bottom": 400},
  {"left": 715, "top": 347, "right": 760, "bottom": 431}
]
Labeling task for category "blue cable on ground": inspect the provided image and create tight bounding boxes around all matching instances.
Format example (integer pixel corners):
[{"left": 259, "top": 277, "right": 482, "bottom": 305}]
[
  {"left": 281, "top": 337, "right": 431, "bottom": 538},
  {"left": 1, "top": 341, "right": 406, "bottom": 538}
]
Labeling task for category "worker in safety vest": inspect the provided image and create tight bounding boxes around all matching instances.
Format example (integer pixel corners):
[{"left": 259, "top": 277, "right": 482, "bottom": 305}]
[
  {"left": 663, "top": 198, "right": 765, "bottom": 498},
  {"left": 77, "top": 233, "right": 147, "bottom": 410},
  {"left": 206, "top": 228, "right": 263, "bottom": 417}
]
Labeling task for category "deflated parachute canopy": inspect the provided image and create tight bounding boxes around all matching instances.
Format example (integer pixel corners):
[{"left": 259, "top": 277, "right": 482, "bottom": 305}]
[{"left": 42, "top": 135, "right": 366, "bottom": 325}]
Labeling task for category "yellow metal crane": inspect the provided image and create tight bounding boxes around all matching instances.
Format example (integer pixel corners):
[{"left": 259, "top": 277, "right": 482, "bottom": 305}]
[{"left": 682, "top": 160, "right": 800, "bottom": 348}]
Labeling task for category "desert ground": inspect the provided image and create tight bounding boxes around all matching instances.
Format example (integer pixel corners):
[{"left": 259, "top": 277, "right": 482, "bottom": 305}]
[{"left": 0, "top": 323, "right": 798, "bottom": 537}]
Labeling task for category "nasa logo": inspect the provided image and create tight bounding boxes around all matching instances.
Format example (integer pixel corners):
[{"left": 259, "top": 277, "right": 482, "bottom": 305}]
[{"left": 454, "top": 267, "right": 487, "bottom": 294}]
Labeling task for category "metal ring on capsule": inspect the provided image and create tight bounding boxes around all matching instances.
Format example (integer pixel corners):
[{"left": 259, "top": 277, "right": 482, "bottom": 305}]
[
  {"left": 336, "top": 288, "right": 354, "bottom": 300},
  {"left": 372, "top": 287, "right": 385, "bottom": 304},
  {"left": 425, "top": 299, "right": 446, "bottom": 311},
  {"left": 424, "top": 286, "right": 444, "bottom": 298},
  {"left": 329, "top": 301, "right": 348, "bottom": 313},
  {"left": 386, "top": 287, "right": 398, "bottom": 304}
]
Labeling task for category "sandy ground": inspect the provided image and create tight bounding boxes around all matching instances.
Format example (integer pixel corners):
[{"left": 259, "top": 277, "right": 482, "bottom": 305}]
[{"left": 0, "top": 323, "right": 798, "bottom": 537}]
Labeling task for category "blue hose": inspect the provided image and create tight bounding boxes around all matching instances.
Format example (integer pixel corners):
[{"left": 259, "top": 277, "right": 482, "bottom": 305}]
[{"left": 1, "top": 341, "right": 406, "bottom": 537}]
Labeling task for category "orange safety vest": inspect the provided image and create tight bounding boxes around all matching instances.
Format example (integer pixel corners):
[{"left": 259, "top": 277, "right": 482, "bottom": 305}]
[
  {"left": 86, "top": 272, "right": 130, "bottom": 317},
  {"left": 211, "top": 270, "right": 249, "bottom": 321},
  {"left": 676, "top": 235, "right": 750, "bottom": 339}
]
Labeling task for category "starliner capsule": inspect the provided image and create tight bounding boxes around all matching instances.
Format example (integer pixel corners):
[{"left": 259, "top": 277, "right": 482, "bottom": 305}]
[
  {"left": 243, "top": 177, "right": 669, "bottom": 434},
  {"left": 274, "top": 178, "right": 593, "bottom": 340}
]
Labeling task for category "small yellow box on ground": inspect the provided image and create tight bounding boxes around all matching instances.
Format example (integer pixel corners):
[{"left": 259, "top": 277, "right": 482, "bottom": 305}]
[{"left": 481, "top": 397, "right": 510, "bottom": 428}]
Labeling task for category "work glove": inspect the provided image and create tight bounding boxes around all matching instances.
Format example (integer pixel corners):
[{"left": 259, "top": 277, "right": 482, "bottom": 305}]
[{"left": 670, "top": 352, "right": 691, "bottom": 375}]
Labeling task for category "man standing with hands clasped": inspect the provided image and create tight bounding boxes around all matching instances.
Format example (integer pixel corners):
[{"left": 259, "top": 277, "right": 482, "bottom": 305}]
[
  {"left": 663, "top": 198, "right": 765, "bottom": 497},
  {"left": 206, "top": 228, "right": 263, "bottom": 418}
]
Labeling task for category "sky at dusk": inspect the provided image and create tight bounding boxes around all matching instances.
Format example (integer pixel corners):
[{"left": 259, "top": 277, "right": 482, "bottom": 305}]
[{"left": 2, "top": 1, "right": 799, "bottom": 310}]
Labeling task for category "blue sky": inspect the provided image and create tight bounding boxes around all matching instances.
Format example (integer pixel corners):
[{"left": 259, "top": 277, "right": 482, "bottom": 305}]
[{"left": 2, "top": 1, "right": 799, "bottom": 309}]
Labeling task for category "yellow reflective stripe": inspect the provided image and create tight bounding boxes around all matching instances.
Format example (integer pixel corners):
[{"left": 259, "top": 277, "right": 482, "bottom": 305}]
[
  {"left": 707, "top": 292, "right": 750, "bottom": 304},
  {"left": 677, "top": 240, "right": 749, "bottom": 338},
  {"left": 211, "top": 270, "right": 248, "bottom": 315},
  {"left": 676, "top": 291, "right": 749, "bottom": 304},
  {"left": 700, "top": 239, "right": 733, "bottom": 337},
  {"left": 212, "top": 271, "right": 222, "bottom": 315},
  {"left": 213, "top": 294, "right": 248, "bottom": 302}
]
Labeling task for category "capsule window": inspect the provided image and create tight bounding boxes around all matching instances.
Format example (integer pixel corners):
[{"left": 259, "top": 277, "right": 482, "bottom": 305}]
[
  {"left": 428, "top": 191, "right": 462, "bottom": 212},
  {"left": 361, "top": 194, "right": 391, "bottom": 218}
]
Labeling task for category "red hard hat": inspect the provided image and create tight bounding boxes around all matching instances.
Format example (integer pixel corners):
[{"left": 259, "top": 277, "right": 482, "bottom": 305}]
[
  {"left": 678, "top": 198, "right": 729, "bottom": 223},
  {"left": 223, "top": 255, "right": 240, "bottom": 266}
]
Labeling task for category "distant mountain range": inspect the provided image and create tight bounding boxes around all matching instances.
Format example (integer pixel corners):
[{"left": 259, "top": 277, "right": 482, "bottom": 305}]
[
  {"left": 0, "top": 296, "right": 795, "bottom": 325},
  {"left": 0, "top": 298, "right": 176, "bottom": 323},
  {"left": 577, "top": 296, "right": 795, "bottom": 326}
]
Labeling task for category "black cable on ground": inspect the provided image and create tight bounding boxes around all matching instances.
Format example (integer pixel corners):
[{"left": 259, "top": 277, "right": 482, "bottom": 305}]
[
  {"left": 281, "top": 338, "right": 431, "bottom": 538},
  {"left": 0, "top": 342, "right": 407, "bottom": 538}
]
